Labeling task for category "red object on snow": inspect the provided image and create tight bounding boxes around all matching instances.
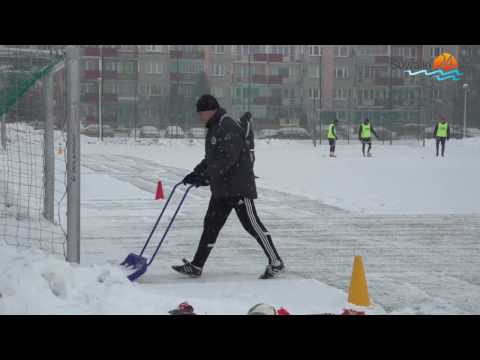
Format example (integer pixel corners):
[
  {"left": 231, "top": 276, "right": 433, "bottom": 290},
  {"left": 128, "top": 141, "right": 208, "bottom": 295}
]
[
  {"left": 342, "top": 308, "right": 366, "bottom": 315},
  {"left": 168, "top": 302, "right": 196, "bottom": 315},
  {"left": 277, "top": 307, "right": 291, "bottom": 315},
  {"left": 155, "top": 181, "right": 164, "bottom": 200}
]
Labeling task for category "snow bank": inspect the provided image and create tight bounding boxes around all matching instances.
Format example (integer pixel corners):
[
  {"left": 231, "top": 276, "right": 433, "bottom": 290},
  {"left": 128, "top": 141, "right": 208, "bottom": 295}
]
[{"left": 0, "top": 245, "right": 381, "bottom": 315}]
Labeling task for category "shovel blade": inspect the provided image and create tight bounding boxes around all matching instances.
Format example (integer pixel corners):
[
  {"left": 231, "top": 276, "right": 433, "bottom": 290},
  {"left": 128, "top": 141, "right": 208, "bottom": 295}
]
[{"left": 121, "top": 253, "right": 148, "bottom": 281}]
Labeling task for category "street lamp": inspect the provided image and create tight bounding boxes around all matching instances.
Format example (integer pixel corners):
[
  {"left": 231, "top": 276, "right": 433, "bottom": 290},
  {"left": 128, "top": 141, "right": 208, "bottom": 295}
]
[{"left": 463, "top": 83, "right": 469, "bottom": 139}]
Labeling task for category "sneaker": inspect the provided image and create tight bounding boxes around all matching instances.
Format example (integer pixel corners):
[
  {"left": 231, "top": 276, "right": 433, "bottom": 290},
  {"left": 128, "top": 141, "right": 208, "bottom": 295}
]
[
  {"left": 172, "top": 258, "right": 202, "bottom": 278},
  {"left": 259, "top": 261, "right": 285, "bottom": 279}
]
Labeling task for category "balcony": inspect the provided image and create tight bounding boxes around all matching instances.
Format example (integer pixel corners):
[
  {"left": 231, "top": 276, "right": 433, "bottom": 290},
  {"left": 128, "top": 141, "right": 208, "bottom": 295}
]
[
  {"left": 169, "top": 50, "right": 204, "bottom": 60},
  {"left": 252, "top": 96, "right": 282, "bottom": 106},
  {"left": 101, "top": 93, "right": 118, "bottom": 102},
  {"left": 253, "top": 53, "right": 283, "bottom": 62},
  {"left": 374, "top": 56, "right": 390, "bottom": 64},
  {"left": 252, "top": 75, "right": 283, "bottom": 84},
  {"left": 102, "top": 47, "right": 118, "bottom": 57},
  {"left": 82, "top": 47, "right": 119, "bottom": 57},
  {"left": 83, "top": 70, "right": 100, "bottom": 79},
  {"left": 102, "top": 70, "right": 118, "bottom": 80},
  {"left": 81, "top": 93, "right": 99, "bottom": 103},
  {"left": 375, "top": 77, "right": 392, "bottom": 86},
  {"left": 170, "top": 73, "right": 198, "bottom": 82},
  {"left": 83, "top": 47, "right": 100, "bottom": 56}
]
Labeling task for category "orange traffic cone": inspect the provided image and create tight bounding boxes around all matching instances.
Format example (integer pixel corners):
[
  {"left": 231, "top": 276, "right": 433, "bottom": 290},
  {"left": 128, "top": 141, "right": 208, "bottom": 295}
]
[
  {"left": 155, "top": 181, "right": 164, "bottom": 200},
  {"left": 57, "top": 147, "right": 64, "bottom": 155},
  {"left": 347, "top": 255, "right": 371, "bottom": 307}
]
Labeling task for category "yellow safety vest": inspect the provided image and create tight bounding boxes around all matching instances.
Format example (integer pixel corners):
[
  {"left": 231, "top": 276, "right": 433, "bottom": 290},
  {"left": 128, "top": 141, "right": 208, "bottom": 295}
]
[
  {"left": 361, "top": 123, "right": 371, "bottom": 139},
  {"left": 436, "top": 122, "right": 448, "bottom": 138},
  {"left": 327, "top": 124, "right": 336, "bottom": 139}
]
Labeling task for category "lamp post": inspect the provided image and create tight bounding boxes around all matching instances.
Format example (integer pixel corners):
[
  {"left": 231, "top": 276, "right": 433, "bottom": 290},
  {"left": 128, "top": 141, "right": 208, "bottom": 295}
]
[{"left": 463, "top": 83, "right": 469, "bottom": 139}]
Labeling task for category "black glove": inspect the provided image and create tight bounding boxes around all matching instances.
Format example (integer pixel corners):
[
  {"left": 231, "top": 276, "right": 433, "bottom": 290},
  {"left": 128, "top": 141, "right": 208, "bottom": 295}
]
[
  {"left": 182, "top": 172, "right": 210, "bottom": 187},
  {"left": 182, "top": 172, "right": 200, "bottom": 186}
]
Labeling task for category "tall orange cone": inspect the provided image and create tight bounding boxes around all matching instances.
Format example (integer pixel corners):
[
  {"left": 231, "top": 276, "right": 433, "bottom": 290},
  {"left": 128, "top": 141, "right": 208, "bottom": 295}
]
[
  {"left": 155, "top": 181, "right": 164, "bottom": 200},
  {"left": 347, "top": 256, "right": 371, "bottom": 306}
]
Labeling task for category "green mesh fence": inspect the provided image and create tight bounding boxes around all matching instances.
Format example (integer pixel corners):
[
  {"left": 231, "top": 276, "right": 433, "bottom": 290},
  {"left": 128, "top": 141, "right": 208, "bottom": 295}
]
[{"left": 0, "top": 48, "right": 67, "bottom": 256}]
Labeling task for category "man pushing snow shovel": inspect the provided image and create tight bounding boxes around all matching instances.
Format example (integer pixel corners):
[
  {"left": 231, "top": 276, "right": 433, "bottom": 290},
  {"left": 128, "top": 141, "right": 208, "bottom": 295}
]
[{"left": 172, "top": 94, "right": 285, "bottom": 279}]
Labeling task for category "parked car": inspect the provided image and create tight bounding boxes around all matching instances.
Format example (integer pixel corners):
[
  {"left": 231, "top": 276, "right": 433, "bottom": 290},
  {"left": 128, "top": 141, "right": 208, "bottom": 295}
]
[
  {"left": 80, "top": 124, "right": 114, "bottom": 137},
  {"left": 274, "top": 127, "right": 310, "bottom": 139},
  {"left": 374, "top": 126, "right": 397, "bottom": 140},
  {"left": 467, "top": 128, "right": 480, "bottom": 137},
  {"left": 31, "top": 121, "right": 45, "bottom": 130},
  {"left": 165, "top": 125, "right": 185, "bottom": 138},
  {"left": 139, "top": 126, "right": 161, "bottom": 138},
  {"left": 187, "top": 127, "right": 206, "bottom": 138},
  {"left": 257, "top": 129, "right": 278, "bottom": 139}
]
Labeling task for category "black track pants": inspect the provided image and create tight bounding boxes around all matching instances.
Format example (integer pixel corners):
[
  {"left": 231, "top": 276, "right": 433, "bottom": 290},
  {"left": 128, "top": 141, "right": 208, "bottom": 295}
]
[
  {"left": 191, "top": 196, "right": 282, "bottom": 268},
  {"left": 436, "top": 138, "right": 446, "bottom": 156}
]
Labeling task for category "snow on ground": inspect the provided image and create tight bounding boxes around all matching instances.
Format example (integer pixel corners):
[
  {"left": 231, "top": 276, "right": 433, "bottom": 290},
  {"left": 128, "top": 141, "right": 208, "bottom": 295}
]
[
  {"left": 2, "top": 134, "right": 480, "bottom": 314},
  {"left": 82, "top": 136, "right": 480, "bottom": 215},
  {"left": 0, "top": 244, "right": 374, "bottom": 315}
]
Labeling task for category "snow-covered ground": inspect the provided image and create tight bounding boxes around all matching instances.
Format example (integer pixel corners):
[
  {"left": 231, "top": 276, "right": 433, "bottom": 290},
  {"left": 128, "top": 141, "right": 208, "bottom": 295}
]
[
  {"left": 81, "top": 136, "right": 480, "bottom": 215},
  {"left": 1, "top": 134, "right": 480, "bottom": 314},
  {"left": 1, "top": 245, "right": 364, "bottom": 315}
]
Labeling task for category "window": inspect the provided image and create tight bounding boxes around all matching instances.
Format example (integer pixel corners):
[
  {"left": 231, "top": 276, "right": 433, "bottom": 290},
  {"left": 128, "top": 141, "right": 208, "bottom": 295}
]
[
  {"left": 81, "top": 82, "right": 96, "bottom": 95},
  {"left": 431, "top": 47, "right": 445, "bottom": 58},
  {"left": 103, "top": 82, "right": 120, "bottom": 94},
  {"left": 83, "top": 59, "right": 98, "bottom": 71},
  {"left": 335, "top": 67, "right": 348, "bottom": 79},
  {"left": 183, "top": 86, "right": 192, "bottom": 98},
  {"left": 145, "top": 45, "right": 164, "bottom": 52},
  {"left": 146, "top": 62, "right": 163, "bottom": 74},
  {"left": 212, "top": 63, "right": 225, "bottom": 77},
  {"left": 335, "top": 46, "right": 348, "bottom": 57},
  {"left": 212, "top": 86, "right": 225, "bottom": 98},
  {"left": 119, "top": 83, "right": 135, "bottom": 96},
  {"left": 309, "top": 45, "right": 322, "bottom": 56},
  {"left": 334, "top": 88, "right": 348, "bottom": 100},
  {"left": 122, "top": 62, "right": 135, "bottom": 74},
  {"left": 82, "top": 104, "right": 96, "bottom": 116},
  {"left": 213, "top": 45, "right": 225, "bottom": 54},
  {"left": 239, "top": 45, "right": 251, "bottom": 56},
  {"left": 308, "top": 88, "right": 320, "bottom": 99},
  {"left": 309, "top": 65, "right": 320, "bottom": 78},
  {"left": 461, "top": 47, "right": 473, "bottom": 57}
]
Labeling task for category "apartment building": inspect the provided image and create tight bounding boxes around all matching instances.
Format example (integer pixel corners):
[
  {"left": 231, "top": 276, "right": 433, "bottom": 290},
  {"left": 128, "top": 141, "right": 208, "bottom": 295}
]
[
  {"left": 8, "top": 45, "right": 467, "bottom": 133},
  {"left": 457, "top": 45, "right": 480, "bottom": 128}
]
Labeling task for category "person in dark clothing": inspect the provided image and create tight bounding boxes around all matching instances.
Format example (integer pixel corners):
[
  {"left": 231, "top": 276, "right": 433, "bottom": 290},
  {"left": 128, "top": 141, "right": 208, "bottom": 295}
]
[
  {"left": 358, "top": 118, "right": 379, "bottom": 157},
  {"left": 172, "top": 94, "right": 285, "bottom": 279},
  {"left": 433, "top": 116, "right": 450, "bottom": 157}
]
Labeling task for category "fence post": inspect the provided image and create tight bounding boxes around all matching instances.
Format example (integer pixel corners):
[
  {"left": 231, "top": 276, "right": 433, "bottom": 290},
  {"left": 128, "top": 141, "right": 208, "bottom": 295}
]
[
  {"left": 43, "top": 73, "right": 55, "bottom": 223},
  {"left": 1, "top": 114, "right": 6, "bottom": 150},
  {"left": 66, "top": 46, "right": 81, "bottom": 264}
]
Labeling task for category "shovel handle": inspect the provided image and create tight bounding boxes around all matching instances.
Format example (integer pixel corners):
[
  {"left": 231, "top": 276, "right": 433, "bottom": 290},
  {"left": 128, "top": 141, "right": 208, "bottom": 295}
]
[
  {"left": 139, "top": 181, "right": 183, "bottom": 256},
  {"left": 147, "top": 184, "right": 194, "bottom": 265}
]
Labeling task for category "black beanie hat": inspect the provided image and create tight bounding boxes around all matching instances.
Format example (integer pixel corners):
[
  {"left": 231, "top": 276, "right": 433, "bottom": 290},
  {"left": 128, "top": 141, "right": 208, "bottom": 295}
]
[{"left": 196, "top": 94, "right": 219, "bottom": 112}]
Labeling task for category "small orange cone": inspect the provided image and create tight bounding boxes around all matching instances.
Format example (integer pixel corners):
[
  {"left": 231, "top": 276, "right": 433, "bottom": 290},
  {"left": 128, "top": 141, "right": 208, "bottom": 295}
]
[
  {"left": 57, "top": 147, "right": 64, "bottom": 155},
  {"left": 155, "top": 181, "right": 164, "bottom": 200},
  {"left": 347, "top": 255, "right": 371, "bottom": 307}
]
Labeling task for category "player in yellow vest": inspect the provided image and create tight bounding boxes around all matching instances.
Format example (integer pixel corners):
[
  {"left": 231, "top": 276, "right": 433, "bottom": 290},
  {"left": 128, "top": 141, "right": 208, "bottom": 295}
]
[
  {"left": 327, "top": 119, "right": 338, "bottom": 157},
  {"left": 433, "top": 116, "right": 450, "bottom": 157},
  {"left": 358, "top": 118, "right": 379, "bottom": 157}
]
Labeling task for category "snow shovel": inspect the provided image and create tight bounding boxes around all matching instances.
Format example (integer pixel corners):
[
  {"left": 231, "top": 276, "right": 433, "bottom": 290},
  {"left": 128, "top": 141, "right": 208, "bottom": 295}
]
[{"left": 121, "top": 181, "right": 194, "bottom": 281}]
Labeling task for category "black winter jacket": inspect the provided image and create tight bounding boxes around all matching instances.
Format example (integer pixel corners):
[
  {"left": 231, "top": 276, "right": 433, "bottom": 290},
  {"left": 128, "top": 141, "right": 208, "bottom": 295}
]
[{"left": 193, "top": 108, "right": 257, "bottom": 199}]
